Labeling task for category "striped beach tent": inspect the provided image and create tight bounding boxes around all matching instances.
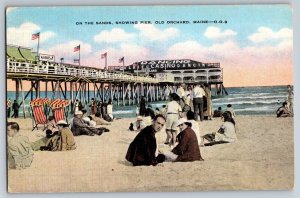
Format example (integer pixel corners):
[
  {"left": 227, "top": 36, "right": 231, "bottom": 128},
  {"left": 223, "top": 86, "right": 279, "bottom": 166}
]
[
  {"left": 49, "top": 99, "right": 71, "bottom": 123},
  {"left": 30, "top": 98, "right": 50, "bottom": 131}
]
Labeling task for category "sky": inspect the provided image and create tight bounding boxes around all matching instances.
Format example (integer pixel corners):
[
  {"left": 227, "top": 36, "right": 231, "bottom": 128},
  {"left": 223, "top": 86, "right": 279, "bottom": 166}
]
[{"left": 6, "top": 5, "right": 293, "bottom": 87}]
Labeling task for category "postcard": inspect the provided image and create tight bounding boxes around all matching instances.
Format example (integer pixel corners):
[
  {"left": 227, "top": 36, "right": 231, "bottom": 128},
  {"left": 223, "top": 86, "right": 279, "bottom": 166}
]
[{"left": 6, "top": 5, "right": 294, "bottom": 192}]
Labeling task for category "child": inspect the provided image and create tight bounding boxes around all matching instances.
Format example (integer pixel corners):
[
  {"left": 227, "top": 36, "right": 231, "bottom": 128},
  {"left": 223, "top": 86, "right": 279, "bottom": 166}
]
[{"left": 7, "top": 122, "right": 34, "bottom": 169}]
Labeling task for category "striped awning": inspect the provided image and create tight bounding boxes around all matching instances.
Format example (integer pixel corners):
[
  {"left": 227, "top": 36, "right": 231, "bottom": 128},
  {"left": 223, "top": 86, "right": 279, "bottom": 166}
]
[
  {"left": 30, "top": 98, "right": 50, "bottom": 106},
  {"left": 49, "top": 99, "right": 71, "bottom": 108}
]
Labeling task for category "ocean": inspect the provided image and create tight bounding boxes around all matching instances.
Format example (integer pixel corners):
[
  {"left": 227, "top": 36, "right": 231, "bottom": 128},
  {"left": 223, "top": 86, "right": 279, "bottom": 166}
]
[{"left": 7, "top": 85, "right": 289, "bottom": 118}]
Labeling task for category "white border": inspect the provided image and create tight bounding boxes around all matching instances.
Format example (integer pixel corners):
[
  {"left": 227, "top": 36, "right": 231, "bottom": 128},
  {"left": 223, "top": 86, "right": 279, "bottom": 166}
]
[{"left": 1, "top": 0, "right": 299, "bottom": 198}]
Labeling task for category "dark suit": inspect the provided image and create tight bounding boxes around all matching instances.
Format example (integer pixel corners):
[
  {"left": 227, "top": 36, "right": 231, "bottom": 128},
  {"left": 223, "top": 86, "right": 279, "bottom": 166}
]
[{"left": 125, "top": 125, "right": 158, "bottom": 166}]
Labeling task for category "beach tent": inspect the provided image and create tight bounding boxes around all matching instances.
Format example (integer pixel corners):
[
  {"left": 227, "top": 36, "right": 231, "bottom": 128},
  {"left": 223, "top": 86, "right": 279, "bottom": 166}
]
[
  {"left": 49, "top": 99, "right": 71, "bottom": 123},
  {"left": 30, "top": 98, "right": 50, "bottom": 131}
]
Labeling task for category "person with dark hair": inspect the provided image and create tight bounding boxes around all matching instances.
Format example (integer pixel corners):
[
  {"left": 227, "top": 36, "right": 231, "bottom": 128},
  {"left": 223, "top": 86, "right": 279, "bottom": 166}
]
[
  {"left": 7, "top": 98, "right": 11, "bottom": 118},
  {"left": 162, "top": 118, "right": 203, "bottom": 162},
  {"left": 213, "top": 107, "right": 223, "bottom": 118},
  {"left": 287, "top": 85, "right": 294, "bottom": 113},
  {"left": 191, "top": 84, "right": 206, "bottom": 121},
  {"left": 201, "top": 111, "right": 237, "bottom": 146},
  {"left": 276, "top": 101, "right": 293, "bottom": 117},
  {"left": 7, "top": 122, "right": 34, "bottom": 169},
  {"left": 125, "top": 115, "right": 166, "bottom": 166},
  {"left": 89, "top": 98, "right": 97, "bottom": 115},
  {"left": 186, "top": 110, "right": 201, "bottom": 145},
  {"left": 165, "top": 93, "right": 182, "bottom": 146},
  {"left": 107, "top": 99, "right": 114, "bottom": 120},
  {"left": 46, "top": 116, "right": 58, "bottom": 133},
  {"left": 226, "top": 104, "right": 236, "bottom": 118},
  {"left": 139, "top": 96, "right": 146, "bottom": 116},
  {"left": 71, "top": 111, "right": 105, "bottom": 136},
  {"left": 203, "top": 83, "right": 213, "bottom": 120},
  {"left": 11, "top": 100, "right": 19, "bottom": 118}
]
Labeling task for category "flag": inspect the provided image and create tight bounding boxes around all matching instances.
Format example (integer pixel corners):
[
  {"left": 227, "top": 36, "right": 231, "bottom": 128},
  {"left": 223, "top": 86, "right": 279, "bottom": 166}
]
[
  {"left": 74, "top": 45, "right": 80, "bottom": 52},
  {"left": 119, "top": 57, "right": 124, "bottom": 63},
  {"left": 101, "top": 52, "right": 107, "bottom": 59},
  {"left": 32, "top": 32, "right": 40, "bottom": 40}
]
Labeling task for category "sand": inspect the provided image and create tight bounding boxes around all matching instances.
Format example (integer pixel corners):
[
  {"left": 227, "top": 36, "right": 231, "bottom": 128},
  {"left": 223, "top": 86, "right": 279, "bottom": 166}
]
[{"left": 7, "top": 115, "right": 294, "bottom": 192}]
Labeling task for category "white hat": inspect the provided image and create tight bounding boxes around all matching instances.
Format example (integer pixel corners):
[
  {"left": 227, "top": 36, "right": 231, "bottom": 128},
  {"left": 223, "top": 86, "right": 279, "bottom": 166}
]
[
  {"left": 137, "top": 116, "right": 143, "bottom": 121},
  {"left": 176, "top": 118, "right": 189, "bottom": 126},
  {"left": 57, "top": 120, "right": 68, "bottom": 125},
  {"left": 75, "top": 110, "right": 83, "bottom": 115}
]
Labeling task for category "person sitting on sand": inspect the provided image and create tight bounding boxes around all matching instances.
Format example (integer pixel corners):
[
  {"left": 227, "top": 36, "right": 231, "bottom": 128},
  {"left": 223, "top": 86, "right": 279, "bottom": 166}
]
[
  {"left": 226, "top": 104, "right": 236, "bottom": 118},
  {"left": 71, "top": 111, "right": 104, "bottom": 136},
  {"left": 129, "top": 116, "right": 146, "bottom": 132},
  {"left": 91, "top": 112, "right": 111, "bottom": 125},
  {"left": 125, "top": 115, "right": 166, "bottom": 166},
  {"left": 31, "top": 129, "right": 54, "bottom": 151},
  {"left": 213, "top": 107, "right": 223, "bottom": 118},
  {"left": 7, "top": 122, "right": 34, "bottom": 169},
  {"left": 46, "top": 116, "right": 59, "bottom": 133},
  {"left": 162, "top": 118, "right": 203, "bottom": 162},
  {"left": 186, "top": 110, "right": 201, "bottom": 146},
  {"left": 201, "top": 111, "right": 237, "bottom": 146},
  {"left": 276, "top": 101, "right": 293, "bottom": 117},
  {"left": 56, "top": 120, "right": 76, "bottom": 151}
]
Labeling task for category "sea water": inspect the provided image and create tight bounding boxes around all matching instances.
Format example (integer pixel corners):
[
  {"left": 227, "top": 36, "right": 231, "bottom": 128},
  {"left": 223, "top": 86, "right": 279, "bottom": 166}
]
[{"left": 7, "top": 85, "right": 289, "bottom": 118}]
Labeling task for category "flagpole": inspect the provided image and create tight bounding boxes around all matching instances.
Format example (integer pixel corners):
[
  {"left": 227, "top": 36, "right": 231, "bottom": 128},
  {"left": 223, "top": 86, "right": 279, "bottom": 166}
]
[
  {"left": 79, "top": 45, "right": 81, "bottom": 66},
  {"left": 123, "top": 57, "right": 125, "bottom": 74},
  {"left": 37, "top": 33, "right": 40, "bottom": 61},
  {"left": 105, "top": 55, "right": 107, "bottom": 70}
]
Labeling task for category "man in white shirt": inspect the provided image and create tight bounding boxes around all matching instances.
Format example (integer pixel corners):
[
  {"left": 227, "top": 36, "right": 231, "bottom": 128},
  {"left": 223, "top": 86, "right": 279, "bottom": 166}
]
[
  {"left": 191, "top": 84, "right": 206, "bottom": 121},
  {"left": 176, "top": 83, "right": 186, "bottom": 108}
]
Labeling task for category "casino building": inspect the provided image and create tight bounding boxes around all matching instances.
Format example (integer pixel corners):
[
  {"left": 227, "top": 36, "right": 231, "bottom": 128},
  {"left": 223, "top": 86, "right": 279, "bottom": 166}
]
[{"left": 109, "top": 59, "right": 227, "bottom": 95}]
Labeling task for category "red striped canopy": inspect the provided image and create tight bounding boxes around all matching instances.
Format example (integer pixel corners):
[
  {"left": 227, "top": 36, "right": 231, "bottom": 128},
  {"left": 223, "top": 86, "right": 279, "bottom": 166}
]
[{"left": 30, "top": 98, "right": 50, "bottom": 106}]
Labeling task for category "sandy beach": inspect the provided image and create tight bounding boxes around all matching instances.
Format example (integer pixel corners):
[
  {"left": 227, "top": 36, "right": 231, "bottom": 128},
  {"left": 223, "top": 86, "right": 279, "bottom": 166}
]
[{"left": 7, "top": 115, "right": 294, "bottom": 192}]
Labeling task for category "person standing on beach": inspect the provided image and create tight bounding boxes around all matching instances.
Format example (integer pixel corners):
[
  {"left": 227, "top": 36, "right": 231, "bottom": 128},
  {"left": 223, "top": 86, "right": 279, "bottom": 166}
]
[
  {"left": 139, "top": 96, "right": 146, "bottom": 116},
  {"left": 12, "top": 100, "right": 19, "bottom": 118},
  {"left": 7, "top": 98, "right": 12, "bottom": 118},
  {"left": 287, "top": 85, "right": 293, "bottom": 113},
  {"left": 191, "top": 83, "right": 206, "bottom": 121},
  {"left": 7, "top": 122, "right": 34, "bottom": 169},
  {"left": 165, "top": 93, "right": 182, "bottom": 146},
  {"left": 176, "top": 83, "right": 186, "bottom": 108},
  {"left": 125, "top": 115, "right": 166, "bottom": 166},
  {"left": 204, "top": 83, "right": 213, "bottom": 120},
  {"left": 89, "top": 98, "right": 97, "bottom": 115}
]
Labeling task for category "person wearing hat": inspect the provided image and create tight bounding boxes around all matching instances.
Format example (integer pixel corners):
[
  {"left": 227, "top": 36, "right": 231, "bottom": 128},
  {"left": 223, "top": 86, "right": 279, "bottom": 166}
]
[
  {"left": 71, "top": 111, "right": 101, "bottom": 136},
  {"left": 57, "top": 120, "right": 76, "bottom": 151},
  {"left": 163, "top": 118, "right": 203, "bottom": 162},
  {"left": 129, "top": 116, "right": 146, "bottom": 132}
]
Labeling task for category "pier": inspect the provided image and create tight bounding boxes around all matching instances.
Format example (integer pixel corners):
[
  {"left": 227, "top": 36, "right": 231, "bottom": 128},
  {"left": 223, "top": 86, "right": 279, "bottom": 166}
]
[{"left": 6, "top": 45, "right": 227, "bottom": 118}]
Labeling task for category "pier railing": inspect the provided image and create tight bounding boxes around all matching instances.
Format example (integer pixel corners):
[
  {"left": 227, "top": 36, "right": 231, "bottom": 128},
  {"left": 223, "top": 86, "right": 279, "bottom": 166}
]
[{"left": 7, "top": 60, "right": 158, "bottom": 83}]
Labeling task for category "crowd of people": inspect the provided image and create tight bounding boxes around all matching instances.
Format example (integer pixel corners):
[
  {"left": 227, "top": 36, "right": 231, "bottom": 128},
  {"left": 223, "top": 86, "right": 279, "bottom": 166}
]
[
  {"left": 126, "top": 83, "right": 239, "bottom": 166},
  {"left": 7, "top": 98, "right": 115, "bottom": 170},
  {"left": 7, "top": 84, "right": 294, "bottom": 169}
]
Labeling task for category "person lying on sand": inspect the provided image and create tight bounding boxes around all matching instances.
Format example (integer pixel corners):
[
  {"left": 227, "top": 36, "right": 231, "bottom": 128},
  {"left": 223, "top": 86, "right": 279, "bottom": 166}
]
[
  {"left": 129, "top": 116, "right": 146, "bottom": 132},
  {"left": 201, "top": 111, "right": 237, "bottom": 146}
]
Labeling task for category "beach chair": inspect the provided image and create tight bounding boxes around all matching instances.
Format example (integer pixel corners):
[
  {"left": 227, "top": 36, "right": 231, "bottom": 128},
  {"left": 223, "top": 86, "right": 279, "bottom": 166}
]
[
  {"left": 30, "top": 98, "right": 50, "bottom": 131},
  {"left": 50, "top": 99, "right": 71, "bottom": 123}
]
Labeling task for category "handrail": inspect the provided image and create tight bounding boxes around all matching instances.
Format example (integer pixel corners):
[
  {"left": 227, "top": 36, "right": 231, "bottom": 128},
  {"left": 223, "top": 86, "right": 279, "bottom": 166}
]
[{"left": 7, "top": 60, "right": 159, "bottom": 83}]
